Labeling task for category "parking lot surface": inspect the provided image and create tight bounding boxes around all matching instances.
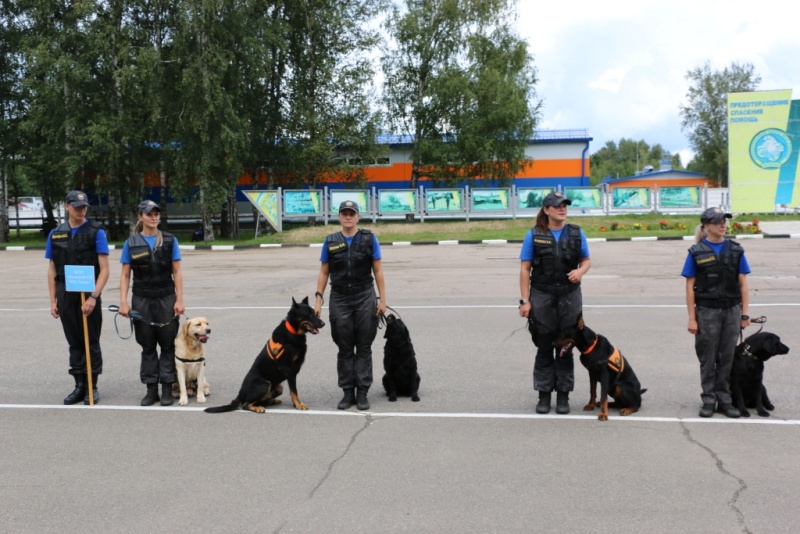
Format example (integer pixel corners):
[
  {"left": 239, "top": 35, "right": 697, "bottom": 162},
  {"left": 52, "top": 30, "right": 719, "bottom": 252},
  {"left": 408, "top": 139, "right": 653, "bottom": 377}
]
[{"left": 1, "top": 238, "right": 799, "bottom": 533}]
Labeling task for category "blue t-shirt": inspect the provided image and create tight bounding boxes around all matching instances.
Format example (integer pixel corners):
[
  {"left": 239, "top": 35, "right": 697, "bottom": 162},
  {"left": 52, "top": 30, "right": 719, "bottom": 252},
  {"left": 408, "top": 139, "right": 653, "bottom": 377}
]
[
  {"left": 681, "top": 239, "right": 751, "bottom": 278},
  {"left": 320, "top": 233, "right": 382, "bottom": 263},
  {"left": 45, "top": 221, "right": 110, "bottom": 259},
  {"left": 120, "top": 234, "right": 182, "bottom": 264},
  {"left": 518, "top": 227, "right": 590, "bottom": 261}
]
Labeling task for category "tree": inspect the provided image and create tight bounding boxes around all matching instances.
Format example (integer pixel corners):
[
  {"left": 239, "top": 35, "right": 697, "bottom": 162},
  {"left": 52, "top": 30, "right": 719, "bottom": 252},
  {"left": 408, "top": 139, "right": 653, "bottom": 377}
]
[
  {"left": 680, "top": 61, "right": 761, "bottom": 187},
  {"left": 590, "top": 138, "right": 681, "bottom": 185},
  {"left": 383, "top": 0, "right": 539, "bottom": 188}
]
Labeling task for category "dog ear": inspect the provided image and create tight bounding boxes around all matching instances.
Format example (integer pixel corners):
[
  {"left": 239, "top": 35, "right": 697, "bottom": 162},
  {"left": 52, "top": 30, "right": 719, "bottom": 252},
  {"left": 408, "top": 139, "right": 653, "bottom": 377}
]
[
  {"left": 291, "top": 297, "right": 298, "bottom": 307},
  {"left": 302, "top": 296, "right": 309, "bottom": 305},
  {"left": 181, "top": 319, "right": 190, "bottom": 337}
]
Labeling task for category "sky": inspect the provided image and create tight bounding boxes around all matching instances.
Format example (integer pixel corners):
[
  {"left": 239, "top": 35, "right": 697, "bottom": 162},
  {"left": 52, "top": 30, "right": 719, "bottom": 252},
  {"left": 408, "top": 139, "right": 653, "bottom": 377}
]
[{"left": 514, "top": 0, "right": 800, "bottom": 165}]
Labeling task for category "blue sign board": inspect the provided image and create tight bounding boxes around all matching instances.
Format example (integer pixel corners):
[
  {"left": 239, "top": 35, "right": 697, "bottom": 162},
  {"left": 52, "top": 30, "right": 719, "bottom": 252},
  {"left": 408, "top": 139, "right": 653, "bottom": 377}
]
[{"left": 64, "top": 265, "right": 95, "bottom": 293}]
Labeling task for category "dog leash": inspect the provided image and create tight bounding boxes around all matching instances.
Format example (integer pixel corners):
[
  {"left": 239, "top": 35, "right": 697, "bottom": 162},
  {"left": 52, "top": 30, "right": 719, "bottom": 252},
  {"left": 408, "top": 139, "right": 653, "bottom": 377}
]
[
  {"left": 739, "top": 315, "right": 767, "bottom": 344},
  {"left": 107, "top": 304, "right": 181, "bottom": 340}
]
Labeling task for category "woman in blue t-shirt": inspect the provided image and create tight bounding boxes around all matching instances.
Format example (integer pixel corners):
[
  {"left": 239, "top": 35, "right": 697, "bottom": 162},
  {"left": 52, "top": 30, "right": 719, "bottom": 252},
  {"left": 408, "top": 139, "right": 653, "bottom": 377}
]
[
  {"left": 118, "top": 200, "right": 184, "bottom": 406},
  {"left": 681, "top": 207, "right": 751, "bottom": 419}
]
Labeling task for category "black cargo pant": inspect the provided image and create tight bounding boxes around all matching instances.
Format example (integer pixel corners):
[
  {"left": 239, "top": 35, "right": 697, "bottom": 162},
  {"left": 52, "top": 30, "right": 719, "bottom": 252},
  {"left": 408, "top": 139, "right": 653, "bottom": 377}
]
[
  {"left": 694, "top": 305, "right": 740, "bottom": 406},
  {"left": 329, "top": 287, "right": 378, "bottom": 390},
  {"left": 56, "top": 284, "right": 103, "bottom": 376},
  {"left": 132, "top": 293, "right": 178, "bottom": 385},
  {"left": 529, "top": 286, "right": 583, "bottom": 393}
]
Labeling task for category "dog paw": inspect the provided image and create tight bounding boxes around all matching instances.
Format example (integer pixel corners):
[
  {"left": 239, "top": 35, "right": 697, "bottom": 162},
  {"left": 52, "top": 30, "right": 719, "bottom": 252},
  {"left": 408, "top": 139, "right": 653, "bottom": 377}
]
[
  {"left": 583, "top": 403, "right": 596, "bottom": 411},
  {"left": 197, "top": 395, "right": 206, "bottom": 403},
  {"left": 294, "top": 402, "right": 308, "bottom": 411},
  {"left": 179, "top": 396, "right": 189, "bottom": 406},
  {"left": 411, "top": 395, "right": 420, "bottom": 402},
  {"left": 764, "top": 403, "right": 775, "bottom": 411},
  {"left": 757, "top": 410, "right": 770, "bottom": 417},
  {"left": 740, "top": 410, "right": 750, "bottom": 417},
  {"left": 598, "top": 413, "right": 608, "bottom": 421},
  {"left": 388, "top": 396, "right": 397, "bottom": 402},
  {"left": 619, "top": 408, "right": 635, "bottom": 416}
]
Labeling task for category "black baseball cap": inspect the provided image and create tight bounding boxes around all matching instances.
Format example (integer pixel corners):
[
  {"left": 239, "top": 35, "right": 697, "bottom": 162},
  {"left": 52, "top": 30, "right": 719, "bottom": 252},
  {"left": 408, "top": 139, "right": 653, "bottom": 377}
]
[
  {"left": 700, "top": 207, "right": 732, "bottom": 224},
  {"left": 138, "top": 200, "right": 160, "bottom": 214},
  {"left": 542, "top": 191, "right": 571, "bottom": 207},
  {"left": 65, "top": 190, "right": 90, "bottom": 208},
  {"left": 338, "top": 200, "right": 359, "bottom": 214}
]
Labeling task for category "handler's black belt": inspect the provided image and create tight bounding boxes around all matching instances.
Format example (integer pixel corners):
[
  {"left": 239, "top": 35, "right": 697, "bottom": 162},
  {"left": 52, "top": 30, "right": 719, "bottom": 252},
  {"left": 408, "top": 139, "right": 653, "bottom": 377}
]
[
  {"left": 331, "top": 284, "right": 372, "bottom": 296},
  {"left": 531, "top": 283, "right": 580, "bottom": 296}
]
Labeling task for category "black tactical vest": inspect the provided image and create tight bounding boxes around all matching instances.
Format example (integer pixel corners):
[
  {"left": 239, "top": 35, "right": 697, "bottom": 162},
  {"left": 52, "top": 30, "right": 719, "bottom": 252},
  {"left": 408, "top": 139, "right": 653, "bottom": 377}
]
[
  {"left": 690, "top": 239, "right": 744, "bottom": 308},
  {"left": 50, "top": 221, "right": 102, "bottom": 283},
  {"left": 530, "top": 224, "right": 583, "bottom": 295},
  {"left": 127, "top": 232, "right": 176, "bottom": 298},
  {"left": 327, "top": 229, "right": 374, "bottom": 295}
]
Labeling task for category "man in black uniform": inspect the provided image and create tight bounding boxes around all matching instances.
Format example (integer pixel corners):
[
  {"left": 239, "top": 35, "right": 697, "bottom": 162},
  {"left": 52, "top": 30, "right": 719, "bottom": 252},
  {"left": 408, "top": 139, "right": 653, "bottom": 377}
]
[
  {"left": 314, "top": 200, "right": 386, "bottom": 411},
  {"left": 46, "top": 190, "right": 110, "bottom": 404}
]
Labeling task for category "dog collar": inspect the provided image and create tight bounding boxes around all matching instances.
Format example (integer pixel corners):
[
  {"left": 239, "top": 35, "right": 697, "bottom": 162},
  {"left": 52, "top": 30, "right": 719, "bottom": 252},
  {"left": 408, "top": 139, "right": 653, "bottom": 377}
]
[
  {"left": 285, "top": 320, "right": 299, "bottom": 335},
  {"left": 580, "top": 336, "right": 599, "bottom": 355},
  {"left": 175, "top": 356, "right": 205, "bottom": 364}
]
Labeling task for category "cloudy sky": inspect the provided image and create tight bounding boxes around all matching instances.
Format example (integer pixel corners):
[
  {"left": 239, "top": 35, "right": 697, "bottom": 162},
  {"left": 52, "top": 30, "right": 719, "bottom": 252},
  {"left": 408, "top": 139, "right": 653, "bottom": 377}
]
[{"left": 514, "top": 0, "right": 800, "bottom": 165}]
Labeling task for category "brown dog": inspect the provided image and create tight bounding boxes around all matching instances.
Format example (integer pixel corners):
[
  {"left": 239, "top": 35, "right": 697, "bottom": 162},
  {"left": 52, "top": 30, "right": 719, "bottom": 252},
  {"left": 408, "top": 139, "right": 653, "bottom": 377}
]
[{"left": 173, "top": 317, "right": 211, "bottom": 406}]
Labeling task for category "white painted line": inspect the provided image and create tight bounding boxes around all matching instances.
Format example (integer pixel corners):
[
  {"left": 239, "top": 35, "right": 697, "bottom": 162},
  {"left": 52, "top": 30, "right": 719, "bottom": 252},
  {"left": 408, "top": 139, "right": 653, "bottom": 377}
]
[
  {"left": 631, "top": 236, "right": 657, "bottom": 241},
  {"left": 309, "top": 243, "right": 324, "bottom": 248},
  {"left": 260, "top": 243, "right": 282, "bottom": 248},
  {"left": 587, "top": 238, "right": 607, "bottom": 243},
  {"left": 211, "top": 245, "right": 235, "bottom": 251},
  {"left": 6, "top": 246, "right": 25, "bottom": 251},
  {"left": 438, "top": 240, "right": 459, "bottom": 245},
  {"left": 1, "top": 404, "right": 798, "bottom": 425},
  {"left": 179, "top": 245, "right": 197, "bottom": 250},
  {"left": 482, "top": 239, "right": 508, "bottom": 245},
  {"left": 392, "top": 241, "right": 412, "bottom": 246}
]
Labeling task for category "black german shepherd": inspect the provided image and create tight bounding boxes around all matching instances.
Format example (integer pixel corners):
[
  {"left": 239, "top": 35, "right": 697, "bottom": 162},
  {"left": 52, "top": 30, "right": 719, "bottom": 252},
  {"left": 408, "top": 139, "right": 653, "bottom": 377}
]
[
  {"left": 731, "top": 332, "right": 789, "bottom": 418},
  {"left": 556, "top": 313, "right": 646, "bottom": 421},
  {"left": 381, "top": 314, "right": 421, "bottom": 402},
  {"left": 205, "top": 297, "right": 325, "bottom": 414}
]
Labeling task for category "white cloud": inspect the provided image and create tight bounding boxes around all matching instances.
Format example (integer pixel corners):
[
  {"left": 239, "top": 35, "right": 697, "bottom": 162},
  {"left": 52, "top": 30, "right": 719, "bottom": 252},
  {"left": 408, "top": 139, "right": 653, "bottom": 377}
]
[{"left": 515, "top": 0, "right": 800, "bottom": 161}]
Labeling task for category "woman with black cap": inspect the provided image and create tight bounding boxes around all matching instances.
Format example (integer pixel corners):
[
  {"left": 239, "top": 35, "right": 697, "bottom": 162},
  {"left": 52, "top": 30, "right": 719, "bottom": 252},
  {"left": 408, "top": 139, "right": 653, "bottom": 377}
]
[
  {"left": 118, "top": 200, "right": 185, "bottom": 406},
  {"left": 518, "top": 191, "right": 591, "bottom": 415},
  {"left": 682, "top": 207, "right": 751, "bottom": 418}
]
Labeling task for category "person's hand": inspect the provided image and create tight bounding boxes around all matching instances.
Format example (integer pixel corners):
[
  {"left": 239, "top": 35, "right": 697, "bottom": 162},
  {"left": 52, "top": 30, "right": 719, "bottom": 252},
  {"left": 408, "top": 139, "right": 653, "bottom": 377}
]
[
  {"left": 119, "top": 302, "right": 131, "bottom": 318},
  {"left": 687, "top": 318, "right": 698, "bottom": 334},
  {"left": 567, "top": 269, "right": 583, "bottom": 284},
  {"left": 51, "top": 301, "right": 59, "bottom": 319},
  {"left": 376, "top": 300, "right": 387, "bottom": 317},
  {"left": 519, "top": 301, "right": 531, "bottom": 318},
  {"left": 174, "top": 299, "right": 185, "bottom": 316},
  {"left": 82, "top": 295, "right": 97, "bottom": 316}
]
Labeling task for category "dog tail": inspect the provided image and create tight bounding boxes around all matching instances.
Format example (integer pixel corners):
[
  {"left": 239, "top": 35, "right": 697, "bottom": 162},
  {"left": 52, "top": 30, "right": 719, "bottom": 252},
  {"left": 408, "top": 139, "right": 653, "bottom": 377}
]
[{"left": 204, "top": 399, "right": 241, "bottom": 414}]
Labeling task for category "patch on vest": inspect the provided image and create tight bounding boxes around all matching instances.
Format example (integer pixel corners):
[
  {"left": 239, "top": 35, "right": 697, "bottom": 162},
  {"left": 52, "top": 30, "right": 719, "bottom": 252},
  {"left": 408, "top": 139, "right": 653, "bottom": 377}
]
[
  {"left": 607, "top": 348, "right": 625, "bottom": 373},
  {"left": 52, "top": 233, "right": 69, "bottom": 241},
  {"left": 131, "top": 251, "right": 150, "bottom": 260},
  {"left": 696, "top": 256, "right": 716, "bottom": 265},
  {"left": 328, "top": 242, "right": 346, "bottom": 252},
  {"left": 267, "top": 338, "right": 284, "bottom": 360}
]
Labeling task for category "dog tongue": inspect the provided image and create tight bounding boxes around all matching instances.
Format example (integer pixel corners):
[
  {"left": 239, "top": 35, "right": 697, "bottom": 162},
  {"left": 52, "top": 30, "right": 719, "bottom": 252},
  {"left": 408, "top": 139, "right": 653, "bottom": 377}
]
[{"left": 199, "top": 335, "right": 209, "bottom": 343}]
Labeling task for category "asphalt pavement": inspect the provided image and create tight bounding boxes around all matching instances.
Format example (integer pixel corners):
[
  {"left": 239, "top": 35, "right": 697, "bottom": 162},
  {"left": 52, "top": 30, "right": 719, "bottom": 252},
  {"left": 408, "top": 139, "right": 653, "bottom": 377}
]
[{"left": 1, "top": 237, "right": 799, "bottom": 533}]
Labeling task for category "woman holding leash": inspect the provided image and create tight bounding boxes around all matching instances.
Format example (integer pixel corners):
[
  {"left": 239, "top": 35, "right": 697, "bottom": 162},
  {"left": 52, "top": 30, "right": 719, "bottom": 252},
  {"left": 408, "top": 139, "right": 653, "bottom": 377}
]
[
  {"left": 518, "top": 191, "right": 591, "bottom": 415},
  {"left": 118, "top": 200, "right": 185, "bottom": 406},
  {"left": 45, "top": 190, "right": 110, "bottom": 405},
  {"left": 682, "top": 207, "right": 751, "bottom": 418},
  {"left": 314, "top": 200, "right": 386, "bottom": 411}
]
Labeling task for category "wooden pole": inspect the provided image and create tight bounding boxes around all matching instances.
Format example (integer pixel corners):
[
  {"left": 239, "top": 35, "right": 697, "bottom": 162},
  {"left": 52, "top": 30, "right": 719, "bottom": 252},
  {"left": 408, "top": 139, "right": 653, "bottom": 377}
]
[{"left": 81, "top": 293, "right": 94, "bottom": 406}]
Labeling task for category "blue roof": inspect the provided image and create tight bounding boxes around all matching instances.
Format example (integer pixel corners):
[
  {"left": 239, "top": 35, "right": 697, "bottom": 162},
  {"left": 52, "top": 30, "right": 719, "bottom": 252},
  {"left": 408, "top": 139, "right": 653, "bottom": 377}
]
[
  {"left": 377, "top": 128, "right": 591, "bottom": 146},
  {"left": 599, "top": 169, "right": 706, "bottom": 184}
]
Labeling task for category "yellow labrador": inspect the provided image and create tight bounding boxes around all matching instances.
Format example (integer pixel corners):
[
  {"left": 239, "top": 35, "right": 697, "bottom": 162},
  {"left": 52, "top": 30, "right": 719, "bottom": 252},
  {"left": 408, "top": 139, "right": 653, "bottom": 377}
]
[{"left": 173, "top": 317, "right": 211, "bottom": 406}]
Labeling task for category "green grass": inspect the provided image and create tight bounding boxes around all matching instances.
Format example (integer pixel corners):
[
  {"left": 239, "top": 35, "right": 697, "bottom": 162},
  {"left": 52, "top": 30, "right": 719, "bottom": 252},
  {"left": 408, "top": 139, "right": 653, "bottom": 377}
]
[{"left": 4, "top": 212, "right": 798, "bottom": 248}]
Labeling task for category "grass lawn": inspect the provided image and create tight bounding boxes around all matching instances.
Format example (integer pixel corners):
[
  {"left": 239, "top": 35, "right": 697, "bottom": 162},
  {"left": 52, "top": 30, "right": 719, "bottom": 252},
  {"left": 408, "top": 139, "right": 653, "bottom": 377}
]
[{"left": 4, "top": 212, "right": 798, "bottom": 248}]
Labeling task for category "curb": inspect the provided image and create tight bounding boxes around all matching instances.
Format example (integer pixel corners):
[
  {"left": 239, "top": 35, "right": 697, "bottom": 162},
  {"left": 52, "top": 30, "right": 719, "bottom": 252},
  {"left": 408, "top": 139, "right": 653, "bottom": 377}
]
[{"left": 2, "top": 233, "right": 799, "bottom": 251}]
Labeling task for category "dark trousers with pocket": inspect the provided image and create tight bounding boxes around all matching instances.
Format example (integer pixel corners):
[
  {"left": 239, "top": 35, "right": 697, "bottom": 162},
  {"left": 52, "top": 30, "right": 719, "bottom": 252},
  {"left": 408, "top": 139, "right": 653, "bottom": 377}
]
[
  {"left": 132, "top": 294, "right": 178, "bottom": 385},
  {"left": 694, "top": 305, "right": 740, "bottom": 406},
  {"left": 329, "top": 287, "right": 378, "bottom": 390},
  {"left": 529, "top": 287, "right": 583, "bottom": 393},
  {"left": 57, "top": 283, "right": 103, "bottom": 377}
]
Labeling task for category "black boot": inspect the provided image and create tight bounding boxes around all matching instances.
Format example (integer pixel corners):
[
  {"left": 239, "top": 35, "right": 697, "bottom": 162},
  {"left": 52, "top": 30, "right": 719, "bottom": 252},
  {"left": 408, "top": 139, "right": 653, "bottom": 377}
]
[
  {"left": 555, "top": 392, "right": 570, "bottom": 414},
  {"left": 64, "top": 376, "right": 87, "bottom": 405},
  {"left": 356, "top": 388, "right": 370, "bottom": 411},
  {"left": 84, "top": 374, "right": 99, "bottom": 405},
  {"left": 535, "top": 391, "right": 551, "bottom": 414},
  {"left": 337, "top": 388, "right": 355, "bottom": 410},
  {"left": 140, "top": 384, "right": 160, "bottom": 406},
  {"left": 160, "top": 383, "right": 174, "bottom": 406}
]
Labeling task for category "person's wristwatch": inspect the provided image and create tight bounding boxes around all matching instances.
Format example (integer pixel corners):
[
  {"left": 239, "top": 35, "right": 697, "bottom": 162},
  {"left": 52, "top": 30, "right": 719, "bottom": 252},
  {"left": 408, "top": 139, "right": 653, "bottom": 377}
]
[
  {"left": 741, "top": 314, "right": 749, "bottom": 320},
  {"left": 90, "top": 293, "right": 100, "bottom": 300},
  {"left": 519, "top": 298, "right": 529, "bottom": 306}
]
